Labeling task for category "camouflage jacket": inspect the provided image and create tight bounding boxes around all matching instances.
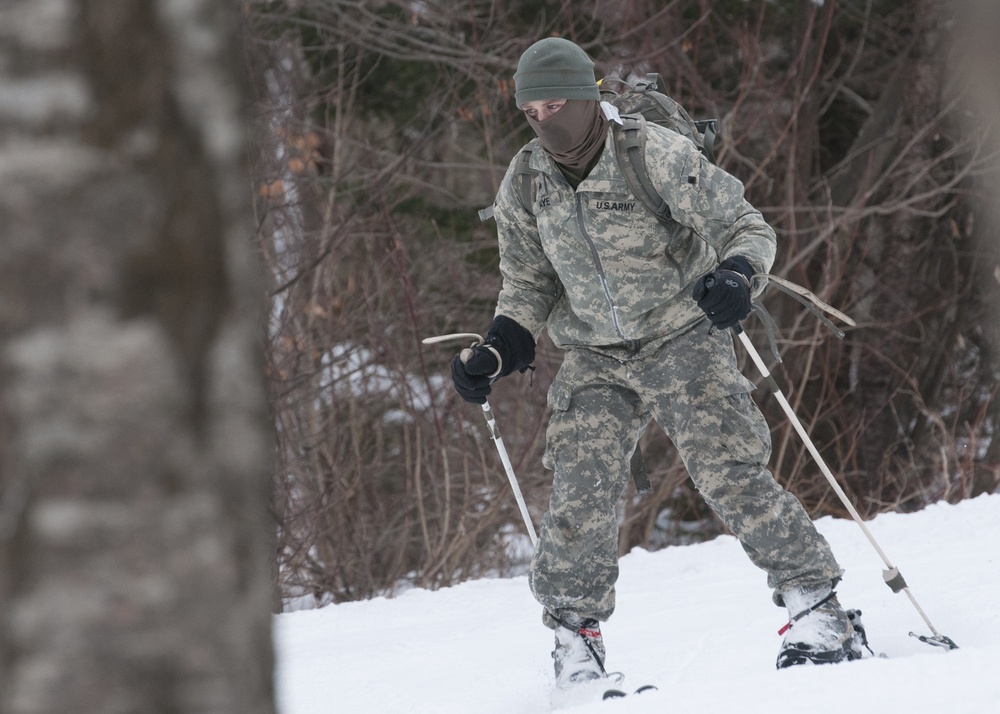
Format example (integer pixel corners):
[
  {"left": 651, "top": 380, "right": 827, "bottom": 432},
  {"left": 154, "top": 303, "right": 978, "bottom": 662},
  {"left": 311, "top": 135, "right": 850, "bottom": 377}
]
[{"left": 491, "top": 121, "right": 776, "bottom": 359}]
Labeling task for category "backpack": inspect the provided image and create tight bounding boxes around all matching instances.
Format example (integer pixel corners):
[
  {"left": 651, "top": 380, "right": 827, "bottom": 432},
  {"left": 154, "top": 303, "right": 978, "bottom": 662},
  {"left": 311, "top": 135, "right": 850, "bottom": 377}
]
[{"left": 478, "top": 73, "right": 719, "bottom": 224}]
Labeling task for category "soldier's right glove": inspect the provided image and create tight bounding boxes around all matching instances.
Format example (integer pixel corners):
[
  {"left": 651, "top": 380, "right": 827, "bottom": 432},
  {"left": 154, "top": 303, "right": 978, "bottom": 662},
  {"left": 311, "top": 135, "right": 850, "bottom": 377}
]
[
  {"left": 450, "top": 315, "right": 535, "bottom": 404},
  {"left": 692, "top": 256, "right": 755, "bottom": 330}
]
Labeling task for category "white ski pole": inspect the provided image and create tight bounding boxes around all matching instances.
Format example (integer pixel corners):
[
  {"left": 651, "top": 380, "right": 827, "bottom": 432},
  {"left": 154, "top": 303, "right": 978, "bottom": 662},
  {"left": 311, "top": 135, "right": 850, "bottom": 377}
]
[
  {"left": 734, "top": 324, "right": 957, "bottom": 650},
  {"left": 422, "top": 333, "right": 538, "bottom": 547}
]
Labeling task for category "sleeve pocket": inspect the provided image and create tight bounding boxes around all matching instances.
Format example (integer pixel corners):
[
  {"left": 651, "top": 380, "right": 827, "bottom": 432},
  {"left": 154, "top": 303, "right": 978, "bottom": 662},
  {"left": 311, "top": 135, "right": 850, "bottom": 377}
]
[{"left": 546, "top": 378, "right": 573, "bottom": 412}]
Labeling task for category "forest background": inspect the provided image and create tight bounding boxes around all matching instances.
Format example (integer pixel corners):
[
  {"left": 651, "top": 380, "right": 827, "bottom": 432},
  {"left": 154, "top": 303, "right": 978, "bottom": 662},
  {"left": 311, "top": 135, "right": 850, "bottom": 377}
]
[{"left": 248, "top": 0, "right": 1000, "bottom": 608}]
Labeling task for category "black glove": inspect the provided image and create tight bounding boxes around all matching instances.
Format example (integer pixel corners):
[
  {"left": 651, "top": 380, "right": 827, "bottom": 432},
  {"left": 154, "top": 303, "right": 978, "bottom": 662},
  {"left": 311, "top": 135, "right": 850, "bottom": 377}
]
[
  {"left": 692, "top": 256, "right": 755, "bottom": 330},
  {"left": 451, "top": 315, "right": 535, "bottom": 404}
]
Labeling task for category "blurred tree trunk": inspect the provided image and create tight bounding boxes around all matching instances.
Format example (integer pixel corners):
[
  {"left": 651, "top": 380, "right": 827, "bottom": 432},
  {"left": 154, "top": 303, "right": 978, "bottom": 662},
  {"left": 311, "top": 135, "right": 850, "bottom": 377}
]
[
  {"left": 0, "top": 1, "right": 276, "bottom": 712},
  {"left": 953, "top": 0, "right": 1000, "bottom": 488},
  {"left": 829, "top": 0, "right": 953, "bottom": 502}
]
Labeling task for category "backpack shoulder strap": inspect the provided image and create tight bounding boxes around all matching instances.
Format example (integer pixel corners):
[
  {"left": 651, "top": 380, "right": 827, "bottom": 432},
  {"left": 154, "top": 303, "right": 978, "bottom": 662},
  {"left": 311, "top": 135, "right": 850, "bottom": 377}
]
[
  {"left": 693, "top": 119, "right": 719, "bottom": 164},
  {"left": 478, "top": 139, "right": 539, "bottom": 222},
  {"left": 612, "top": 114, "right": 673, "bottom": 224}
]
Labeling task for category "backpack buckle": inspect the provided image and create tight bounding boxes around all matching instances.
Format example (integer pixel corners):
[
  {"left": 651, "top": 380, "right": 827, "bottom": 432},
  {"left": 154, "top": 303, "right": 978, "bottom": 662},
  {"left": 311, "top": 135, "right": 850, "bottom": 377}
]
[{"left": 635, "top": 73, "right": 664, "bottom": 93}]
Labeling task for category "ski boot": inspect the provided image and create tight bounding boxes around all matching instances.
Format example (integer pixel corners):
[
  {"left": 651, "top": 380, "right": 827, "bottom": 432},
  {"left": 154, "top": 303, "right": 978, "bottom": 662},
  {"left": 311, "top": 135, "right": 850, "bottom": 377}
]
[
  {"left": 776, "top": 586, "right": 868, "bottom": 668},
  {"left": 552, "top": 616, "right": 609, "bottom": 688}
]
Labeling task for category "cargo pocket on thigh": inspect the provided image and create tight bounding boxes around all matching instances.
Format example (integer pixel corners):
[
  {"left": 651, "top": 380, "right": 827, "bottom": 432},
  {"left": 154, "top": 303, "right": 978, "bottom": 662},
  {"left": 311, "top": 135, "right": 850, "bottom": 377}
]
[
  {"left": 542, "top": 379, "right": 575, "bottom": 472},
  {"left": 682, "top": 369, "right": 757, "bottom": 405},
  {"left": 716, "top": 391, "right": 772, "bottom": 466},
  {"left": 674, "top": 367, "right": 770, "bottom": 467}
]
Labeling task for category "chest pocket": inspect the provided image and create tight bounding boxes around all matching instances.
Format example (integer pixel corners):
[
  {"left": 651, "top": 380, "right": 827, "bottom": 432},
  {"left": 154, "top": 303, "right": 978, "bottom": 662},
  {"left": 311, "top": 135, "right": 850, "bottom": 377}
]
[
  {"left": 580, "top": 178, "right": 644, "bottom": 233},
  {"left": 583, "top": 182, "right": 694, "bottom": 288},
  {"left": 586, "top": 195, "right": 643, "bottom": 216}
]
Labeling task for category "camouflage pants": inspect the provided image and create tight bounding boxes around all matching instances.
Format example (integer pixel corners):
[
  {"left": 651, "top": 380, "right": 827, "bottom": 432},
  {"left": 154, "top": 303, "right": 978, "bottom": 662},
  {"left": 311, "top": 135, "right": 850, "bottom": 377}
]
[{"left": 530, "top": 324, "right": 843, "bottom": 627}]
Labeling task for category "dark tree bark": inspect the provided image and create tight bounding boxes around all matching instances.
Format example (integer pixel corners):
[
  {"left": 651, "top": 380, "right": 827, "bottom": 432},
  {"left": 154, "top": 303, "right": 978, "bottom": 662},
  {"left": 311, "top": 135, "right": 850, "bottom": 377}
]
[{"left": 0, "top": 1, "right": 277, "bottom": 712}]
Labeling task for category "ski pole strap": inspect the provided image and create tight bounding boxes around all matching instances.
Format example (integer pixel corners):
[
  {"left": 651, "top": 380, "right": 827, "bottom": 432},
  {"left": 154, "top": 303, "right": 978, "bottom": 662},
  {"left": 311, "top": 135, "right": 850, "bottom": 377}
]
[
  {"left": 752, "top": 274, "right": 856, "bottom": 340},
  {"left": 777, "top": 590, "right": 838, "bottom": 635},
  {"left": 741, "top": 273, "right": 857, "bottom": 366},
  {"left": 748, "top": 301, "right": 783, "bottom": 364}
]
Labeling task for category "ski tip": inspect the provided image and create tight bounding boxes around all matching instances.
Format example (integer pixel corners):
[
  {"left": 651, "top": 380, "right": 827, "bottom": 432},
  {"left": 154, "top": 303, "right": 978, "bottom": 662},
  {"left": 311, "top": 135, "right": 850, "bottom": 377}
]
[{"left": 602, "top": 685, "right": 658, "bottom": 700}]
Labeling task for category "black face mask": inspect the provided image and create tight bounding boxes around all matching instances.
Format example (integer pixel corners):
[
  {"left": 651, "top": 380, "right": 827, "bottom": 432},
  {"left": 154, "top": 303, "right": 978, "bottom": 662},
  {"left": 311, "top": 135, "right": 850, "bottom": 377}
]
[{"left": 525, "top": 99, "right": 608, "bottom": 177}]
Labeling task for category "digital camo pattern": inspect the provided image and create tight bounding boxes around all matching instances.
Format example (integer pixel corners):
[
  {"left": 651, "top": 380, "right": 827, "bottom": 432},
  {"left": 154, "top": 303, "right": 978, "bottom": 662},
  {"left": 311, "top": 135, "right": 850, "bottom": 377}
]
[
  {"left": 487, "top": 116, "right": 837, "bottom": 627},
  {"left": 529, "top": 326, "right": 843, "bottom": 626},
  {"left": 492, "top": 121, "right": 776, "bottom": 357}
]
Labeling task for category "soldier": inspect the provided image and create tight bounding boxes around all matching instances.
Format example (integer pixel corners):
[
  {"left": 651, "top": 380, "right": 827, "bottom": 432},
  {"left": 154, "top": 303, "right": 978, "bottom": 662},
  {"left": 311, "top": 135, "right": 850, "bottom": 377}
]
[{"left": 451, "top": 37, "right": 865, "bottom": 689}]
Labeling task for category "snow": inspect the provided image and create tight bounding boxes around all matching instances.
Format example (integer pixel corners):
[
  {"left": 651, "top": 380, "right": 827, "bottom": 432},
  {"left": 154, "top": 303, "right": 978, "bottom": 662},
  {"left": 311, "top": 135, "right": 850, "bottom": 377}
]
[{"left": 274, "top": 493, "right": 1000, "bottom": 713}]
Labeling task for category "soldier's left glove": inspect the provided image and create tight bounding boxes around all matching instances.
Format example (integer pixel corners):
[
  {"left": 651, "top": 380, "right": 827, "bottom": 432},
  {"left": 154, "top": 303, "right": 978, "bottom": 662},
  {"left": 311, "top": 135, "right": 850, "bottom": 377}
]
[{"left": 692, "top": 256, "right": 755, "bottom": 330}]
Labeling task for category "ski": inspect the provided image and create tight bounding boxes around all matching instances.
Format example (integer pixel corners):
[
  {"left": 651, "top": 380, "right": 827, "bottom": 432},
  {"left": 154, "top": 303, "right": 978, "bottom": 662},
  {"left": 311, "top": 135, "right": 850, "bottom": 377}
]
[
  {"left": 551, "top": 676, "right": 655, "bottom": 708},
  {"left": 602, "top": 684, "right": 658, "bottom": 700}
]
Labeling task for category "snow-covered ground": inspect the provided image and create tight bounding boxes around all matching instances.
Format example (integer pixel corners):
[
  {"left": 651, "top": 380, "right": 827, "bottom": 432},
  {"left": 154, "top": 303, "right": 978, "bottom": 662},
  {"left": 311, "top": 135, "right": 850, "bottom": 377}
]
[{"left": 275, "top": 493, "right": 1000, "bottom": 713}]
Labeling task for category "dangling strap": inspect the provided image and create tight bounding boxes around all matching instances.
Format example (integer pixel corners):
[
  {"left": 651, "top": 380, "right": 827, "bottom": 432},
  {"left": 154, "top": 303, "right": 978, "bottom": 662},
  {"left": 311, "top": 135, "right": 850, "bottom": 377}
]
[
  {"left": 847, "top": 609, "right": 876, "bottom": 656},
  {"left": 553, "top": 614, "right": 608, "bottom": 675},
  {"left": 630, "top": 444, "right": 652, "bottom": 496},
  {"left": 777, "top": 590, "right": 838, "bottom": 636}
]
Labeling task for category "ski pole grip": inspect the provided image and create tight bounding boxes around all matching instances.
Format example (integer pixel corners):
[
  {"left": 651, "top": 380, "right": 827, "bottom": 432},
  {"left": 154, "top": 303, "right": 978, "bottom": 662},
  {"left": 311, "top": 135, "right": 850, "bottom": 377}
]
[
  {"left": 421, "top": 332, "right": 501, "bottom": 377},
  {"left": 461, "top": 345, "right": 504, "bottom": 378},
  {"left": 700, "top": 275, "right": 743, "bottom": 333}
]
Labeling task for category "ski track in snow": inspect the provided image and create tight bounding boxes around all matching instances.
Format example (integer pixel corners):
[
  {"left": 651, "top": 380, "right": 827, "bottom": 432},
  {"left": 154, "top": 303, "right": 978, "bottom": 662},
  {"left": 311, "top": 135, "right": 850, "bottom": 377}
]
[{"left": 275, "top": 494, "right": 1000, "bottom": 713}]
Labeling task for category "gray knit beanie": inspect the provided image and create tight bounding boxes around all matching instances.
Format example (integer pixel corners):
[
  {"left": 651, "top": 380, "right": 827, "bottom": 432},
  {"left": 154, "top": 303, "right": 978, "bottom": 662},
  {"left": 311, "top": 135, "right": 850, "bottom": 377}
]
[{"left": 513, "top": 38, "right": 600, "bottom": 106}]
